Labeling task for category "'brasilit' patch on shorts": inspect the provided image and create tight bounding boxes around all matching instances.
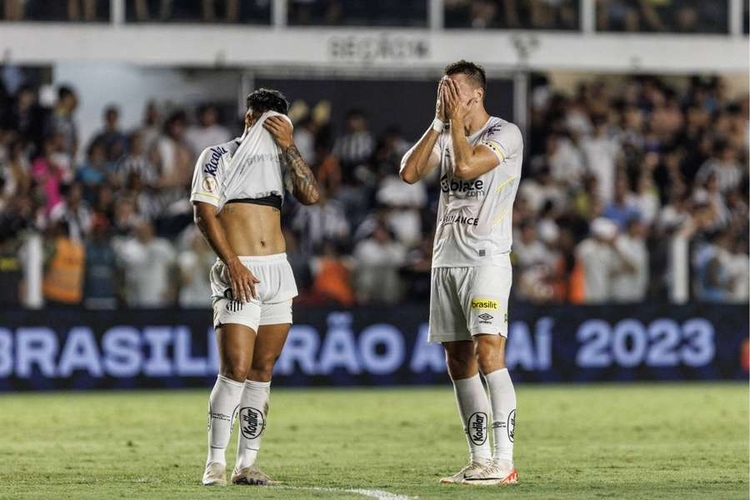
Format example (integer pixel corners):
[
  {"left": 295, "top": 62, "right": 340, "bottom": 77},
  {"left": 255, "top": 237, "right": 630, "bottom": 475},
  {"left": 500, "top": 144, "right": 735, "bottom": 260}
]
[{"left": 470, "top": 298, "right": 499, "bottom": 310}]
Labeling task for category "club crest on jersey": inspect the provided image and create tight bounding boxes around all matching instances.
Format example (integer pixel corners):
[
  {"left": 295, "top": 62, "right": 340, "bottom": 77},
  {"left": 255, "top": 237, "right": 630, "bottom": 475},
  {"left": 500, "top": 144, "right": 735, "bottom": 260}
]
[
  {"left": 468, "top": 412, "right": 488, "bottom": 446},
  {"left": 471, "top": 298, "right": 499, "bottom": 310}
]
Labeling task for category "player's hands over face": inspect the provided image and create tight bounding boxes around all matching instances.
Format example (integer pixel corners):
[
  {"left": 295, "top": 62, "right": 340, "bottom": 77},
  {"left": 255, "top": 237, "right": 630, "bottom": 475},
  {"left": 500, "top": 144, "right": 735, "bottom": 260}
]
[
  {"left": 441, "top": 78, "right": 470, "bottom": 122},
  {"left": 435, "top": 77, "right": 447, "bottom": 122},
  {"left": 227, "top": 259, "right": 261, "bottom": 302},
  {"left": 263, "top": 116, "right": 294, "bottom": 149}
]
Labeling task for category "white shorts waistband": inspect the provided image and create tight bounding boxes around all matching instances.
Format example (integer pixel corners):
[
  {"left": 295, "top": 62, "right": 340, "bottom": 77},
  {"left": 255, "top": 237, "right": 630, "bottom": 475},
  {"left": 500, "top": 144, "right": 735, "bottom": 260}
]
[{"left": 217, "top": 253, "right": 288, "bottom": 265}]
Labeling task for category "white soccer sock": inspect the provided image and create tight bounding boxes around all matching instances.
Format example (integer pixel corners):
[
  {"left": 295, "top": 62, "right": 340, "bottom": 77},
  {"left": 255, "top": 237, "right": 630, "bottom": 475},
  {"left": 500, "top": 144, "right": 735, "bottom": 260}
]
[
  {"left": 484, "top": 368, "right": 516, "bottom": 465},
  {"left": 206, "top": 374, "right": 244, "bottom": 466},
  {"left": 452, "top": 373, "right": 492, "bottom": 463},
  {"left": 235, "top": 379, "right": 271, "bottom": 471}
]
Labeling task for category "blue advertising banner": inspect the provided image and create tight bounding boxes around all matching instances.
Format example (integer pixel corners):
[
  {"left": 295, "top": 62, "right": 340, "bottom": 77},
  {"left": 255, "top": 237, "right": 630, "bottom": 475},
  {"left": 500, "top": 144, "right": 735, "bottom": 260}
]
[{"left": 0, "top": 304, "right": 747, "bottom": 391}]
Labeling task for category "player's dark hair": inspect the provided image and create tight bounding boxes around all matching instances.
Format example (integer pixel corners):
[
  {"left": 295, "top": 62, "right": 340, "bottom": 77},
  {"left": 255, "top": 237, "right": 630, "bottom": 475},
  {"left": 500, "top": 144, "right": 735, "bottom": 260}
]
[
  {"left": 444, "top": 60, "right": 487, "bottom": 91},
  {"left": 246, "top": 88, "right": 289, "bottom": 115}
]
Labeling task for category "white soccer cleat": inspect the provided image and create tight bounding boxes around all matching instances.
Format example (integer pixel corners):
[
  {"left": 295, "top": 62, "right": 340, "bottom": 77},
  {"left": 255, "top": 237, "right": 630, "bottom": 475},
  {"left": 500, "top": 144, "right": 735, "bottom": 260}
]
[
  {"left": 462, "top": 459, "right": 518, "bottom": 485},
  {"left": 439, "top": 459, "right": 493, "bottom": 484},
  {"left": 231, "top": 464, "right": 277, "bottom": 486},
  {"left": 201, "top": 462, "right": 227, "bottom": 486}
]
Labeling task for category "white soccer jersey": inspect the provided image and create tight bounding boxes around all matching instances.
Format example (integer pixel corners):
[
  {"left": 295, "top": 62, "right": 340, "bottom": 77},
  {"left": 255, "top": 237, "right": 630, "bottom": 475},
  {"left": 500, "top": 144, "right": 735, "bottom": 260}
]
[
  {"left": 190, "top": 111, "right": 290, "bottom": 212},
  {"left": 432, "top": 116, "right": 523, "bottom": 268}
]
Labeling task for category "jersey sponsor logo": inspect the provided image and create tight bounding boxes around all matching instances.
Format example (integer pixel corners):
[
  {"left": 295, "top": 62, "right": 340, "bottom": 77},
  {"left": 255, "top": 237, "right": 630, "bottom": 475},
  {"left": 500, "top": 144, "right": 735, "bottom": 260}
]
[
  {"left": 467, "top": 412, "right": 487, "bottom": 446},
  {"left": 439, "top": 212, "right": 479, "bottom": 227},
  {"left": 203, "top": 146, "right": 228, "bottom": 176},
  {"left": 440, "top": 174, "right": 484, "bottom": 197},
  {"left": 239, "top": 406, "right": 266, "bottom": 439},
  {"left": 471, "top": 299, "right": 499, "bottom": 310}
]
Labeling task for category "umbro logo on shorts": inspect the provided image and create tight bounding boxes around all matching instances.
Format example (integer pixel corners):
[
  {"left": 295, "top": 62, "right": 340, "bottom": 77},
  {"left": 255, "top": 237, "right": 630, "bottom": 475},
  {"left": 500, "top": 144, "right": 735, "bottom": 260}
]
[
  {"left": 471, "top": 298, "right": 498, "bottom": 310},
  {"left": 478, "top": 313, "right": 494, "bottom": 322}
]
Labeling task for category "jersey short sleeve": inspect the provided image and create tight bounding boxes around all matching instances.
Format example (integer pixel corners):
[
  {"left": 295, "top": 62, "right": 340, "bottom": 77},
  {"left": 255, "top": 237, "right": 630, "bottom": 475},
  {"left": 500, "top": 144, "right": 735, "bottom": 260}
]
[
  {"left": 190, "top": 146, "right": 225, "bottom": 208},
  {"left": 479, "top": 122, "right": 523, "bottom": 165}
]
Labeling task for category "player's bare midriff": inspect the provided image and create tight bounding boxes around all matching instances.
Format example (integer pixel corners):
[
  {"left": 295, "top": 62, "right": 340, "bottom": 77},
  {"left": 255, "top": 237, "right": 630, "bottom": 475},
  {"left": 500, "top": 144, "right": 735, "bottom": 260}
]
[{"left": 217, "top": 203, "right": 285, "bottom": 256}]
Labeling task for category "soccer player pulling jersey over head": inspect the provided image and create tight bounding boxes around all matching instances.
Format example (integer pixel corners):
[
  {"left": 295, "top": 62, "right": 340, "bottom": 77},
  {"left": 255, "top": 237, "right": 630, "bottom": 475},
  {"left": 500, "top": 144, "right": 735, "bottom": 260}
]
[{"left": 191, "top": 88, "right": 319, "bottom": 486}]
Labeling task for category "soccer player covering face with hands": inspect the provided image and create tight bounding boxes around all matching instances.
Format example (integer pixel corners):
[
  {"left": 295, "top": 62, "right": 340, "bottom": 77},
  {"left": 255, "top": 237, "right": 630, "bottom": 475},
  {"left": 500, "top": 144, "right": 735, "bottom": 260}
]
[
  {"left": 400, "top": 61, "right": 523, "bottom": 485},
  {"left": 190, "top": 88, "right": 319, "bottom": 487}
]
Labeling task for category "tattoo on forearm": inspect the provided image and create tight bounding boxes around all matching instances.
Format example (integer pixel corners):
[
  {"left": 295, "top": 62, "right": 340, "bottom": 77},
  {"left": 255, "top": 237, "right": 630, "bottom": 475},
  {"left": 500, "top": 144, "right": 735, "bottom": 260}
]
[{"left": 283, "top": 145, "right": 320, "bottom": 204}]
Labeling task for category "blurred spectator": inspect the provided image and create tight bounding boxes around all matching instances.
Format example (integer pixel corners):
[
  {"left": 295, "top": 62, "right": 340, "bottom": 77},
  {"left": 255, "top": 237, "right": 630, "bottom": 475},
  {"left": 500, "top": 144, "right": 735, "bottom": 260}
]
[
  {"left": 289, "top": 0, "right": 426, "bottom": 27},
  {"left": 353, "top": 223, "right": 406, "bottom": 305},
  {"left": 177, "top": 227, "right": 214, "bottom": 308},
  {"left": 308, "top": 241, "right": 355, "bottom": 307},
  {"left": 112, "top": 196, "right": 143, "bottom": 236},
  {"left": 83, "top": 214, "right": 117, "bottom": 309},
  {"left": 333, "top": 109, "right": 375, "bottom": 176},
  {"left": 46, "top": 86, "right": 78, "bottom": 158},
  {"left": 77, "top": 140, "right": 111, "bottom": 201},
  {"left": 693, "top": 230, "right": 734, "bottom": 302},
  {"left": 581, "top": 113, "right": 621, "bottom": 203},
  {"left": 0, "top": 84, "right": 44, "bottom": 147},
  {"left": 574, "top": 218, "right": 624, "bottom": 304},
  {"left": 292, "top": 187, "right": 350, "bottom": 254},
  {"left": 154, "top": 111, "right": 193, "bottom": 188},
  {"left": 115, "top": 219, "right": 176, "bottom": 307},
  {"left": 611, "top": 218, "right": 649, "bottom": 302},
  {"left": 49, "top": 182, "right": 93, "bottom": 242},
  {"left": 91, "top": 105, "right": 127, "bottom": 163},
  {"left": 185, "top": 104, "right": 231, "bottom": 156},
  {"left": 695, "top": 139, "right": 743, "bottom": 194},
  {"left": 42, "top": 220, "right": 85, "bottom": 307},
  {"left": 597, "top": 0, "right": 728, "bottom": 33},
  {"left": 603, "top": 177, "right": 641, "bottom": 229},
  {"left": 118, "top": 130, "right": 158, "bottom": 187},
  {"left": 138, "top": 101, "right": 162, "bottom": 150},
  {"left": 513, "top": 219, "right": 561, "bottom": 302},
  {"left": 294, "top": 117, "right": 317, "bottom": 164},
  {"left": 445, "top": 0, "right": 577, "bottom": 30},
  {"left": 375, "top": 173, "right": 427, "bottom": 247},
  {"left": 31, "top": 134, "right": 71, "bottom": 214},
  {"left": 1, "top": 139, "right": 31, "bottom": 211}
]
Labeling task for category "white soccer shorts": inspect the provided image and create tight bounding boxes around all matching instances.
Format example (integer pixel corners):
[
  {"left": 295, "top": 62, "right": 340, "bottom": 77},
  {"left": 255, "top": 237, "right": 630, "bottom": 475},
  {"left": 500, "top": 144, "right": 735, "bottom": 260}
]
[
  {"left": 209, "top": 253, "right": 298, "bottom": 331},
  {"left": 428, "top": 264, "right": 512, "bottom": 343}
]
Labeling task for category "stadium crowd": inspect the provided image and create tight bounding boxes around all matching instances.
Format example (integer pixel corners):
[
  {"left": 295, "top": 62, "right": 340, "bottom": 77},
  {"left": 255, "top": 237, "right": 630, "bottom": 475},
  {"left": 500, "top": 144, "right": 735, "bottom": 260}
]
[{"left": 0, "top": 72, "right": 747, "bottom": 309}]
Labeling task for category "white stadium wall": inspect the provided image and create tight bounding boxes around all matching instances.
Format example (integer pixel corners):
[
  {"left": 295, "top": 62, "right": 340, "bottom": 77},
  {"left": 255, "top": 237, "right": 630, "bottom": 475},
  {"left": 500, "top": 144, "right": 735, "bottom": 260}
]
[{"left": 0, "top": 25, "right": 748, "bottom": 74}]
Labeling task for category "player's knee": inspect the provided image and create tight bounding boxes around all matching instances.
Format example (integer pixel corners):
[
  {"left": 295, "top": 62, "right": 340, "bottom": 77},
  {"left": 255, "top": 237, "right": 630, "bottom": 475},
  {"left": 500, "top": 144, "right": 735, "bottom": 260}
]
[
  {"left": 220, "top": 362, "right": 250, "bottom": 383},
  {"left": 248, "top": 355, "right": 277, "bottom": 382},
  {"left": 475, "top": 337, "right": 506, "bottom": 374},
  {"left": 445, "top": 350, "right": 477, "bottom": 380}
]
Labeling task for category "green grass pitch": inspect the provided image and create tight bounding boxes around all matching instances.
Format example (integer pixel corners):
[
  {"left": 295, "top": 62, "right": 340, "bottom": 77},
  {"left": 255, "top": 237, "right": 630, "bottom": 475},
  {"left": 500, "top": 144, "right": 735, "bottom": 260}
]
[{"left": 0, "top": 383, "right": 746, "bottom": 499}]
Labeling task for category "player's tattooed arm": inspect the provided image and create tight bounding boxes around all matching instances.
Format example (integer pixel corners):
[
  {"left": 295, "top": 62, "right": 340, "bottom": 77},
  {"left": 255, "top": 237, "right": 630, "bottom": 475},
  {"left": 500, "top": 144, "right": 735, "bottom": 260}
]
[
  {"left": 264, "top": 116, "right": 320, "bottom": 205},
  {"left": 283, "top": 144, "right": 321, "bottom": 205}
]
